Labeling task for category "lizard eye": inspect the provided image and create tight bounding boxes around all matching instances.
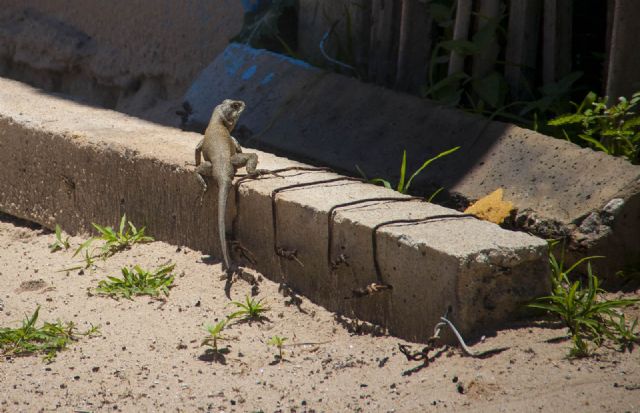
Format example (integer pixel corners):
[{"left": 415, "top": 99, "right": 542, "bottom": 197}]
[{"left": 232, "top": 102, "right": 242, "bottom": 110}]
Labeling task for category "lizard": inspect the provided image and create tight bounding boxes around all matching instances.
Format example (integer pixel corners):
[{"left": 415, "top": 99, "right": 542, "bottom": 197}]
[{"left": 194, "top": 99, "right": 269, "bottom": 274}]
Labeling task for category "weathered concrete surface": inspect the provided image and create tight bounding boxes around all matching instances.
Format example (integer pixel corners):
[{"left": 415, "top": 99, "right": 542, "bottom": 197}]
[
  {"left": 0, "top": 1, "right": 244, "bottom": 121},
  {"left": 0, "top": 77, "right": 549, "bottom": 342},
  {"left": 183, "top": 44, "right": 640, "bottom": 276}
]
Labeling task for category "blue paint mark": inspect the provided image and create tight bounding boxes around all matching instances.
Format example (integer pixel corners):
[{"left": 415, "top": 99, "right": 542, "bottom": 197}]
[
  {"left": 260, "top": 72, "right": 275, "bottom": 85},
  {"left": 227, "top": 43, "right": 316, "bottom": 71},
  {"left": 241, "top": 65, "right": 257, "bottom": 80},
  {"left": 223, "top": 46, "right": 246, "bottom": 76}
]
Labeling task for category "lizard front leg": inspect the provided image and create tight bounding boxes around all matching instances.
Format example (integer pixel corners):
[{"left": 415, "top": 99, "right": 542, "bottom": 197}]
[
  {"left": 194, "top": 160, "right": 212, "bottom": 202},
  {"left": 231, "top": 136, "right": 242, "bottom": 153},
  {"left": 231, "top": 153, "right": 274, "bottom": 177},
  {"left": 195, "top": 138, "right": 204, "bottom": 166}
]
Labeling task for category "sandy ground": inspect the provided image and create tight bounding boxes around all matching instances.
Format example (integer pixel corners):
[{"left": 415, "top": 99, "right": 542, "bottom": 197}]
[{"left": 0, "top": 213, "right": 639, "bottom": 413}]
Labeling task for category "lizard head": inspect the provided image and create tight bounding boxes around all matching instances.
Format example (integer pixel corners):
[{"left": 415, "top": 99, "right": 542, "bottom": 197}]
[{"left": 217, "top": 99, "right": 246, "bottom": 131}]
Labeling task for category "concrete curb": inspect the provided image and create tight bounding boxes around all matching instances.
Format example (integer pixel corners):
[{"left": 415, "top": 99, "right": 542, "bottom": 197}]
[
  {"left": 0, "top": 77, "right": 549, "bottom": 342},
  {"left": 184, "top": 44, "right": 640, "bottom": 275}
]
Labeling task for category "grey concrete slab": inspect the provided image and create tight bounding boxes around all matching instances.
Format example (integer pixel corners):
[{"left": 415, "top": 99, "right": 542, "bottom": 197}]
[
  {"left": 182, "top": 44, "right": 640, "bottom": 275},
  {"left": 0, "top": 77, "right": 549, "bottom": 342}
]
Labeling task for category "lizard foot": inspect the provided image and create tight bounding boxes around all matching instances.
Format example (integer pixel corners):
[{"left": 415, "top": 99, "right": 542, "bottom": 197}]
[
  {"left": 220, "top": 263, "right": 240, "bottom": 280},
  {"left": 194, "top": 174, "right": 208, "bottom": 204},
  {"left": 230, "top": 241, "right": 257, "bottom": 265}
]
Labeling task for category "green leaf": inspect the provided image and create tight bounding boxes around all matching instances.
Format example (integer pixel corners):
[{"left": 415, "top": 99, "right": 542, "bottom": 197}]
[
  {"left": 471, "top": 72, "right": 507, "bottom": 108},
  {"left": 369, "top": 178, "right": 392, "bottom": 189},
  {"left": 427, "top": 187, "right": 444, "bottom": 203},
  {"left": 404, "top": 146, "right": 460, "bottom": 194},
  {"left": 72, "top": 237, "right": 95, "bottom": 258},
  {"left": 577, "top": 134, "right": 610, "bottom": 154},
  {"left": 576, "top": 91, "right": 598, "bottom": 113},
  {"left": 439, "top": 39, "right": 480, "bottom": 56},
  {"left": 119, "top": 215, "right": 126, "bottom": 235},
  {"left": 397, "top": 150, "right": 407, "bottom": 193},
  {"left": 471, "top": 18, "right": 498, "bottom": 50},
  {"left": 424, "top": 72, "right": 469, "bottom": 105},
  {"left": 540, "top": 72, "right": 583, "bottom": 97},
  {"left": 548, "top": 113, "right": 586, "bottom": 126},
  {"left": 565, "top": 256, "right": 604, "bottom": 276}
]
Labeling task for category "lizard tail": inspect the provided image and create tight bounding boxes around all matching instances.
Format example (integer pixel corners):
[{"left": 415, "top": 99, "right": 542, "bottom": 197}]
[{"left": 218, "top": 181, "right": 232, "bottom": 271}]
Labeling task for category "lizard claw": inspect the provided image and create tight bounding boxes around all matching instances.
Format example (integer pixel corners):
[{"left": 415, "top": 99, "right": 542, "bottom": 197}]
[{"left": 230, "top": 240, "right": 257, "bottom": 265}]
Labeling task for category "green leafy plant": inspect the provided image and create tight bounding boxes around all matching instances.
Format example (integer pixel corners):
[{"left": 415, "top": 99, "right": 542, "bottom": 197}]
[
  {"left": 421, "top": 0, "right": 509, "bottom": 110},
  {"left": 228, "top": 296, "right": 269, "bottom": 321},
  {"left": 548, "top": 91, "right": 640, "bottom": 163},
  {"left": 201, "top": 320, "right": 229, "bottom": 353},
  {"left": 0, "top": 306, "right": 99, "bottom": 362},
  {"left": 95, "top": 263, "right": 175, "bottom": 300},
  {"left": 356, "top": 146, "right": 460, "bottom": 198},
  {"left": 528, "top": 244, "right": 639, "bottom": 357},
  {"left": 74, "top": 214, "right": 154, "bottom": 259},
  {"left": 48, "top": 224, "right": 70, "bottom": 252},
  {"left": 267, "top": 335, "right": 288, "bottom": 362}
]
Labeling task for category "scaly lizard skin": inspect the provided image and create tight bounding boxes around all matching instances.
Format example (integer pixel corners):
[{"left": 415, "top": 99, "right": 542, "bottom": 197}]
[{"left": 194, "top": 99, "right": 266, "bottom": 273}]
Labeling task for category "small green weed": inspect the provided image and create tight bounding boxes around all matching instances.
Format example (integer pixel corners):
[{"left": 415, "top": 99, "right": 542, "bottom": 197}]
[
  {"left": 267, "top": 335, "right": 287, "bottom": 362},
  {"left": 96, "top": 263, "right": 175, "bottom": 300},
  {"left": 48, "top": 224, "right": 70, "bottom": 252},
  {"left": 60, "top": 249, "right": 97, "bottom": 273},
  {"left": 356, "top": 146, "right": 460, "bottom": 198},
  {"left": 549, "top": 91, "right": 640, "bottom": 163},
  {"left": 0, "top": 306, "right": 99, "bottom": 362},
  {"left": 528, "top": 243, "right": 639, "bottom": 357},
  {"left": 228, "top": 296, "right": 269, "bottom": 321},
  {"left": 74, "top": 214, "right": 154, "bottom": 259},
  {"left": 201, "top": 320, "right": 229, "bottom": 353}
]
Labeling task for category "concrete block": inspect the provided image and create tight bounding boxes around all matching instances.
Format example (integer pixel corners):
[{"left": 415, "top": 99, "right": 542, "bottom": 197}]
[
  {"left": 0, "top": 77, "right": 549, "bottom": 342},
  {"left": 183, "top": 43, "right": 640, "bottom": 275}
]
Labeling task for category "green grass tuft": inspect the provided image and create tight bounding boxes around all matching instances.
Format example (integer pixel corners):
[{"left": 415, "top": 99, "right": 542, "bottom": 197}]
[
  {"left": 528, "top": 243, "right": 639, "bottom": 357},
  {"left": 48, "top": 224, "right": 70, "bottom": 252},
  {"left": 228, "top": 296, "right": 269, "bottom": 321},
  {"left": 74, "top": 214, "right": 154, "bottom": 260},
  {"left": 0, "top": 306, "right": 99, "bottom": 362},
  {"left": 96, "top": 263, "right": 176, "bottom": 300}
]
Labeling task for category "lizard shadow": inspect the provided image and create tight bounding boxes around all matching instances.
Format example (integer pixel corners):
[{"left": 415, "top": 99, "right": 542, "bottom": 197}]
[
  {"left": 221, "top": 268, "right": 261, "bottom": 299},
  {"left": 197, "top": 255, "right": 238, "bottom": 299}
]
